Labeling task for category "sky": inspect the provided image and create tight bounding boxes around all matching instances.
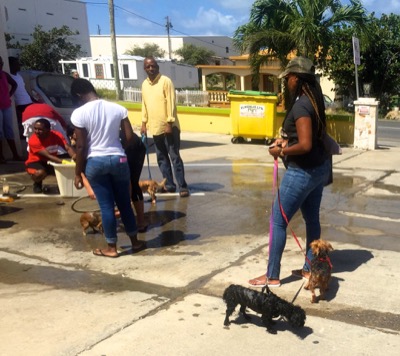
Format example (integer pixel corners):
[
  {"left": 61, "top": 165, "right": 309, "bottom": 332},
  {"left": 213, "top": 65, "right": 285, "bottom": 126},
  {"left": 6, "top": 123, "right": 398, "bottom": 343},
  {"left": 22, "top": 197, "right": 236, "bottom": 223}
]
[{"left": 84, "top": 0, "right": 400, "bottom": 37}]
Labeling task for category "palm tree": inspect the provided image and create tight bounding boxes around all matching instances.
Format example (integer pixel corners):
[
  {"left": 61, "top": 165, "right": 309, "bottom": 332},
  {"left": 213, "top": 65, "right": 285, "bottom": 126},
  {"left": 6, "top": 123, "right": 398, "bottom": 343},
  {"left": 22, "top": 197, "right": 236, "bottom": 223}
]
[{"left": 233, "top": 0, "right": 368, "bottom": 87}]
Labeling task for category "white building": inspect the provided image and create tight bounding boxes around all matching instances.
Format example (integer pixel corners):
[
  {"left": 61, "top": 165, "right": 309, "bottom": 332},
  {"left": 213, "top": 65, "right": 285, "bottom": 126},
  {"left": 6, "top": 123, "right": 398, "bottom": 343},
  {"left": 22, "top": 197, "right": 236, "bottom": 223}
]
[
  {"left": 1, "top": 0, "right": 91, "bottom": 56},
  {"left": 60, "top": 55, "right": 199, "bottom": 90},
  {"left": 90, "top": 35, "right": 239, "bottom": 64}
]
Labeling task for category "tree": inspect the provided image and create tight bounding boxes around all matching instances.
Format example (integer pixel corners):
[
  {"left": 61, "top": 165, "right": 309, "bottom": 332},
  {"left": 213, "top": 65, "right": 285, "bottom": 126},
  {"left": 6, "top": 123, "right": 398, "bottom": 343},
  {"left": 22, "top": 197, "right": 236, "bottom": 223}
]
[
  {"left": 16, "top": 25, "right": 82, "bottom": 72},
  {"left": 5, "top": 33, "right": 20, "bottom": 50},
  {"left": 174, "top": 44, "right": 215, "bottom": 66},
  {"left": 323, "top": 24, "right": 363, "bottom": 100},
  {"left": 233, "top": 0, "right": 368, "bottom": 88},
  {"left": 326, "top": 14, "right": 400, "bottom": 113},
  {"left": 362, "top": 14, "right": 400, "bottom": 110},
  {"left": 124, "top": 43, "right": 165, "bottom": 58}
]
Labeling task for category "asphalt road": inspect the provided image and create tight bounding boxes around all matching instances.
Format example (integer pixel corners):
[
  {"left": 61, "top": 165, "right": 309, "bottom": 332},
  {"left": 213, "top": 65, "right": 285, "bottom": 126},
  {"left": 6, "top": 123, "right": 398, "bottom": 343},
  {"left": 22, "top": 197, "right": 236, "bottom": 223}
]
[
  {"left": 1, "top": 132, "right": 400, "bottom": 356},
  {"left": 377, "top": 119, "right": 400, "bottom": 147}
]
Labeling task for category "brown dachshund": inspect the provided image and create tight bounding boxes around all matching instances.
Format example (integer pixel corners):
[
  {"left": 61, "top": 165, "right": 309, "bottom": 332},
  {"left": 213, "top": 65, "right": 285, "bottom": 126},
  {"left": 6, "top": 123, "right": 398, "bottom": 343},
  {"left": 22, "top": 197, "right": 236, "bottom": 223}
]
[
  {"left": 80, "top": 212, "right": 103, "bottom": 236},
  {"left": 139, "top": 178, "right": 167, "bottom": 204}
]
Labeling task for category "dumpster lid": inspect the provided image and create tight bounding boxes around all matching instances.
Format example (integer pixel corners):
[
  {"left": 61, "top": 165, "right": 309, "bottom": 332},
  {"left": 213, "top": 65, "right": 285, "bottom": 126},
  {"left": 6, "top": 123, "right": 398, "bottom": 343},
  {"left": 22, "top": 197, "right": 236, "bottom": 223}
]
[{"left": 229, "top": 90, "right": 277, "bottom": 96}]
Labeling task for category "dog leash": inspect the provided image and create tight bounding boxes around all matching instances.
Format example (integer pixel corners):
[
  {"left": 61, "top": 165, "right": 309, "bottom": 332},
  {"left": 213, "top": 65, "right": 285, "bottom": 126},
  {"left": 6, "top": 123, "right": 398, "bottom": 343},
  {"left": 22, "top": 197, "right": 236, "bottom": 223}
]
[
  {"left": 142, "top": 134, "right": 152, "bottom": 180},
  {"left": 318, "top": 256, "right": 333, "bottom": 269},
  {"left": 273, "top": 158, "right": 312, "bottom": 266}
]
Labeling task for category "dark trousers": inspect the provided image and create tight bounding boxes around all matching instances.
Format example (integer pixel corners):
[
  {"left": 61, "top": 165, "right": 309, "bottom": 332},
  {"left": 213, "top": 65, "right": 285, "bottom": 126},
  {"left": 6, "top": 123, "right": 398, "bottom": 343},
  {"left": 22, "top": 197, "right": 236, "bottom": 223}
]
[{"left": 153, "top": 126, "right": 187, "bottom": 192}]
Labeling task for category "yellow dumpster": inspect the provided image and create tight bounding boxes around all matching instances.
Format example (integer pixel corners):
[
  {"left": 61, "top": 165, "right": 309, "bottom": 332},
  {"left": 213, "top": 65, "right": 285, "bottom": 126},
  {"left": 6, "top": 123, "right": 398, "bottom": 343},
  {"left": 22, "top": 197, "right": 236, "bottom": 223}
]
[{"left": 228, "top": 90, "right": 278, "bottom": 144}]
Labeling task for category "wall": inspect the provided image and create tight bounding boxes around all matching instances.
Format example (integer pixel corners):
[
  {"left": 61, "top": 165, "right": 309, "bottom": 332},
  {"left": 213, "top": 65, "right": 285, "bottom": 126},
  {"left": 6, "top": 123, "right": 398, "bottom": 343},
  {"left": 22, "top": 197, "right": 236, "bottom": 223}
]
[
  {"left": 122, "top": 102, "right": 354, "bottom": 145},
  {"left": 1, "top": 0, "right": 91, "bottom": 56},
  {"left": 89, "top": 35, "right": 239, "bottom": 61}
]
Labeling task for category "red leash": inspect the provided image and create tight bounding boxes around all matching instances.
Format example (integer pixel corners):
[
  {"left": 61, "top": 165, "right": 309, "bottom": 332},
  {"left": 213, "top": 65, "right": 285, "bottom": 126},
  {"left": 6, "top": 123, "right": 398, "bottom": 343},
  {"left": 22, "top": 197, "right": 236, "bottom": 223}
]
[{"left": 272, "top": 158, "right": 312, "bottom": 266}]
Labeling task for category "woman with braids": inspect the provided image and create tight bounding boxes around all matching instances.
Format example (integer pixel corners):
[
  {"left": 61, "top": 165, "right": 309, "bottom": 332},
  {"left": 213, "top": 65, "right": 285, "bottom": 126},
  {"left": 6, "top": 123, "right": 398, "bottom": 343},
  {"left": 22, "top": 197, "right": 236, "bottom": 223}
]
[{"left": 249, "top": 56, "right": 331, "bottom": 288}]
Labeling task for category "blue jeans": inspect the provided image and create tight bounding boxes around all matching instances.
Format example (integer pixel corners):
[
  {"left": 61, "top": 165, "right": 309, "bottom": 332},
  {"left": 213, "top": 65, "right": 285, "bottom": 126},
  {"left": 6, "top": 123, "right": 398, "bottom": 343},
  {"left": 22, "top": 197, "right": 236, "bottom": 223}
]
[
  {"left": 153, "top": 126, "right": 188, "bottom": 192},
  {"left": 267, "top": 159, "right": 331, "bottom": 280},
  {"left": 85, "top": 156, "right": 137, "bottom": 244},
  {"left": 0, "top": 107, "right": 14, "bottom": 139}
]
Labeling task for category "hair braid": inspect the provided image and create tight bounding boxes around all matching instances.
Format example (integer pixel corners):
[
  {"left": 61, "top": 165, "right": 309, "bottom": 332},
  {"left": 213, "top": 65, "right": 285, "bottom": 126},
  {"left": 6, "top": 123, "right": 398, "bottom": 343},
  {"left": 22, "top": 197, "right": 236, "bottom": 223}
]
[{"left": 301, "top": 81, "right": 326, "bottom": 139}]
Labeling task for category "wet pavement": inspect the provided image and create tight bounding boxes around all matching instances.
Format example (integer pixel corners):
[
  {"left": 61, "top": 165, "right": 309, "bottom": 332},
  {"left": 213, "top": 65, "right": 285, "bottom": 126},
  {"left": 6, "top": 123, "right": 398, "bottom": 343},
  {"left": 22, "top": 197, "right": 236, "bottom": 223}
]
[{"left": 1, "top": 132, "right": 400, "bottom": 355}]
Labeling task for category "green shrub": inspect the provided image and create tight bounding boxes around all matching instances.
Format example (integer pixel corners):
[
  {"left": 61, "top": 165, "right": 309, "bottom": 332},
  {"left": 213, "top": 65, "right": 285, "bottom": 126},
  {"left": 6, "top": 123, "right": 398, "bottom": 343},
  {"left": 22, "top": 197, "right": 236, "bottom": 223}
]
[{"left": 96, "top": 88, "right": 118, "bottom": 100}]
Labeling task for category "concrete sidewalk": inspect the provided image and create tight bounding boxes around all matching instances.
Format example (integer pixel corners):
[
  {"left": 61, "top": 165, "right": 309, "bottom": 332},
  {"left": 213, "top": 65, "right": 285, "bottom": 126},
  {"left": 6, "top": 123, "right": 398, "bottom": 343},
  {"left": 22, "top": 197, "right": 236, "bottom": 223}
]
[{"left": 1, "top": 132, "right": 399, "bottom": 356}]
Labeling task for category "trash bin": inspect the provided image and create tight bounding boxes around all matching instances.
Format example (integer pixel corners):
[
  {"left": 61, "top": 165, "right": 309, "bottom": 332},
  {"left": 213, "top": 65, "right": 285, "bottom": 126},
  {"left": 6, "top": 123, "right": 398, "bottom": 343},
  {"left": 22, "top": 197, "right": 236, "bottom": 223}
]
[{"left": 228, "top": 90, "right": 278, "bottom": 144}]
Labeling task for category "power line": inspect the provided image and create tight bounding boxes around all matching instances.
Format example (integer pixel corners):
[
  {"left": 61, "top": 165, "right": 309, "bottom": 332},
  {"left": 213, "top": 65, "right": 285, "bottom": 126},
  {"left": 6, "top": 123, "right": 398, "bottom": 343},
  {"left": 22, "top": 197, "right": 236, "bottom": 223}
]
[{"left": 74, "top": 0, "right": 231, "bottom": 51}]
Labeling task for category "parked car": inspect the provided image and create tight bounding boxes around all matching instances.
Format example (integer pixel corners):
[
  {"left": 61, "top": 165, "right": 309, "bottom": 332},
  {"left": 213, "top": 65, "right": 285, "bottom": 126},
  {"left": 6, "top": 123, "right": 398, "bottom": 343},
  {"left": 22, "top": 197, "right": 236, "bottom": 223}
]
[
  {"left": 19, "top": 70, "right": 78, "bottom": 124},
  {"left": 323, "top": 94, "right": 337, "bottom": 109}
]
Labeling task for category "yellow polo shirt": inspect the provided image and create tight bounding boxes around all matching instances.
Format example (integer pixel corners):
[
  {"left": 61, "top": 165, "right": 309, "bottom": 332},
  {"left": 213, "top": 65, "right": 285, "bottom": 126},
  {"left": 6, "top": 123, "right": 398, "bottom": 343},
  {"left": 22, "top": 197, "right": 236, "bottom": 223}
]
[{"left": 141, "top": 74, "right": 180, "bottom": 136}]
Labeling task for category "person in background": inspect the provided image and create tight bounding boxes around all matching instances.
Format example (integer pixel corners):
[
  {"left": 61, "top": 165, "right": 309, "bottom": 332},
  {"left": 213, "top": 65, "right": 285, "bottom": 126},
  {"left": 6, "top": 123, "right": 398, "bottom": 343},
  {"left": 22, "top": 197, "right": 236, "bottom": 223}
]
[
  {"left": 124, "top": 132, "right": 147, "bottom": 232},
  {"left": 25, "top": 118, "right": 75, "bottom": 193},
  {"left": 8, "top": 56, "right": 33, "bottom": 137},
  {"left": 248, "top": 57, "right": 331, "bottom": 288},
  {"left": 71, "top": 78, "right": 143, "bottom": 258},
  {"left": 0, "top": 56, "right": 22, "bottom": 163},
  {"left": 71, "top": 70, "right": 80, "bottom": 79},
  {"left": 140, "top": 56, "right": 189, "bottom": 197}
]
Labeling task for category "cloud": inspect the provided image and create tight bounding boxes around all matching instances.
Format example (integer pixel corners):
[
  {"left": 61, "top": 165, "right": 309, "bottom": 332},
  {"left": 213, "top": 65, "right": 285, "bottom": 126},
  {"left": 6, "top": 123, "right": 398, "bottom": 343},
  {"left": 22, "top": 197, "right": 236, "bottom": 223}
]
[
  {"left": 346, "top": 0, "right": 400, "bottom": 15},
  {"left": 216, "top": 0, "right": 254, "bottom": 11},
  {"left": 179, "top": 7, "right": 247, "bottom": 36},
  {"left": 125, "top": 16, "right": 155, "bottom": 31}
]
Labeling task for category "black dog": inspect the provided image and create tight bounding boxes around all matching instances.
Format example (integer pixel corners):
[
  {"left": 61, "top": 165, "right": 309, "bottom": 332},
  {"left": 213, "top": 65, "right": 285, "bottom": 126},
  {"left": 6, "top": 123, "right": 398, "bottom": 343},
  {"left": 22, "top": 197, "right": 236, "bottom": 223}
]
[{"left": 223, "top": 284, "right": 306, "bottom": 334}]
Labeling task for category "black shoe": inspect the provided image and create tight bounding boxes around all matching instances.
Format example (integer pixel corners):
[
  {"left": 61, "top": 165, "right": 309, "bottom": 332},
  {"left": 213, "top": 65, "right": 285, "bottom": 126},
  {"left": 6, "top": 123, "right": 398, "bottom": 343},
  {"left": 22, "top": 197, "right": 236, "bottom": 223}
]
[
  {"left": 33, "top": 182, "right": 43, "bottom": 194},
  {"left": 160, "top": 187, "right": 176, "bottom": 193}
]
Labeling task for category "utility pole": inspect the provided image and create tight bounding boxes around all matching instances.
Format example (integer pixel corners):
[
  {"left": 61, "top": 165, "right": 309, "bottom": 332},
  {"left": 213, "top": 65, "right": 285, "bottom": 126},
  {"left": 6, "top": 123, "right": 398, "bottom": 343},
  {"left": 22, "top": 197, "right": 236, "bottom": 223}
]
[
  {"left": 108, "top": 0, "right": 122, "bottom": 100},
  {"left": 166, "top": 16, "right": 173, "bottom": 60}
]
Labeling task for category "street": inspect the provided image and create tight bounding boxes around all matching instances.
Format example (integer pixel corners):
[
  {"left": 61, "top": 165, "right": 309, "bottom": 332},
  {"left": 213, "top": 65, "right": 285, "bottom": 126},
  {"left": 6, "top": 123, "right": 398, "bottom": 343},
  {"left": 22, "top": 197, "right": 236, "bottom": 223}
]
[
  {"left": 377, "top": 119, "right": 400, "bottom": 147},
  {"left": 1, "top": 132, "right": 400, "bottom": 355}
]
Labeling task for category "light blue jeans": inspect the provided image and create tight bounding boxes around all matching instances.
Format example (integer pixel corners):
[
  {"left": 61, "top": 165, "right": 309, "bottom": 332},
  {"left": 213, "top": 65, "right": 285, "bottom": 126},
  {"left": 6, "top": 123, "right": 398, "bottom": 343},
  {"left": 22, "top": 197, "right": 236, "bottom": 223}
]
[
  {"left": 267, "top": 159, "right": 331, "bottom": 280},
  {"left": 85, "top": 155, "right": 137, "bottom": 244}
]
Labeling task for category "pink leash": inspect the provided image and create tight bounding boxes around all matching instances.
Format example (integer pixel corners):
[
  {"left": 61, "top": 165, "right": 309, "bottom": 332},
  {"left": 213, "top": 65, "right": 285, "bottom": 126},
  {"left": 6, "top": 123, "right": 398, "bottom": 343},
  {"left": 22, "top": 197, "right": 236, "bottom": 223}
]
[{"left": 269, "top": 158, "right": 312, "bottom": 266}]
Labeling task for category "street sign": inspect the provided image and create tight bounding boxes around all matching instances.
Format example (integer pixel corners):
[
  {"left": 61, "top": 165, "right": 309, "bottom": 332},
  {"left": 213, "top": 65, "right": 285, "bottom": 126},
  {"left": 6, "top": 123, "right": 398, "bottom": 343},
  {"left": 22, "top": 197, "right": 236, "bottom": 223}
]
[{"left": 353, "top": 36, "right": 361, "bottom": 65}]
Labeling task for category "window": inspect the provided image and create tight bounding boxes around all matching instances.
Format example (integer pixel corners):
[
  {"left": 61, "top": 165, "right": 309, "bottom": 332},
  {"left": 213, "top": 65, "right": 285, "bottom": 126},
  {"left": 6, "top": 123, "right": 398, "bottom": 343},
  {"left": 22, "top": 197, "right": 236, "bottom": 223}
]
[
  {"left": 122, "top": 64, "right": 129, "bottom": 78},
  {"left": 95, "top": 64, "right": 104, "bottom": 79},
  {"left": 226, "top": 47, "right": 229, "bottom": 54},
  {"left": 37, "top": 74, "right": 76, "bottom": 108},
  {"left": 82, "top": 64, "right": 89, "bottom": 77}
]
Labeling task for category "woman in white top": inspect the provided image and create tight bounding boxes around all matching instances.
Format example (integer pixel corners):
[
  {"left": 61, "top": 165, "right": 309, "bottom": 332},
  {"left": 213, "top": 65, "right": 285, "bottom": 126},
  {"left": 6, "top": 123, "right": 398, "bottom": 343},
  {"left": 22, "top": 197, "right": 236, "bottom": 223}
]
[{"left": 71, "top": 79, "right": 144, "bottom": 258}]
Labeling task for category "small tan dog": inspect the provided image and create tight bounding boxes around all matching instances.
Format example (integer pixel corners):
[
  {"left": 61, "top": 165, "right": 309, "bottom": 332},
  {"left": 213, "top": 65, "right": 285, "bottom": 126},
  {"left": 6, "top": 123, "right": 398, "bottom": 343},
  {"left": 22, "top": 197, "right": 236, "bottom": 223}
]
[
  {"left": 305, "top": 239, "right": 334, "bottom": 303},
  {"left": 139, "top": 178, "right": 167, "bottom": 204},
  {"left": 80, "top": 212, "right": 103, "bottom": 236}
]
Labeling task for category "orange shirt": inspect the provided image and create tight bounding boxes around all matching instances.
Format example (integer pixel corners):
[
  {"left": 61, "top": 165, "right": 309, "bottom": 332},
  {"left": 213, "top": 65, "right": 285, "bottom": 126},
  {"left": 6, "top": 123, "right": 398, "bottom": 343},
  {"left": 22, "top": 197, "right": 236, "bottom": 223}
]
[{"left": 25, "top": 130, "right": 67, "bottom": 165}]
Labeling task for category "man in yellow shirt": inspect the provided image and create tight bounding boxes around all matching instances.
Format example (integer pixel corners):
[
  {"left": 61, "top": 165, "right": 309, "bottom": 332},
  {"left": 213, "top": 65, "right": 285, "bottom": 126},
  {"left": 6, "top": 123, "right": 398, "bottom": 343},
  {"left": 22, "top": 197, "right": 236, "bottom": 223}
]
[{"left": 140, "top": 57, "right": 189, "bottom": 197}]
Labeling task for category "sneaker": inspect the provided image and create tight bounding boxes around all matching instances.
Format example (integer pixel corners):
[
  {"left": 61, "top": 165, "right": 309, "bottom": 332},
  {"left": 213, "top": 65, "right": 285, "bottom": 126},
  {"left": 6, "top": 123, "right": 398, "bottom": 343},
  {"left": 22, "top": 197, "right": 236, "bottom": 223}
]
[{"left": 33, "top": 182, "right": 43, "bottom": 194}]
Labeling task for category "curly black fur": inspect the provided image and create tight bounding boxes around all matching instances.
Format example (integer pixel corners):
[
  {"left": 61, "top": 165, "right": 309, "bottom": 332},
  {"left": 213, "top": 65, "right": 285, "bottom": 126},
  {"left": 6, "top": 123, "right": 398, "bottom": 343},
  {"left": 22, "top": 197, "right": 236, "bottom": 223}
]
[{"left": 222, "top": 284, "right": 306, "bottom": 334}]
